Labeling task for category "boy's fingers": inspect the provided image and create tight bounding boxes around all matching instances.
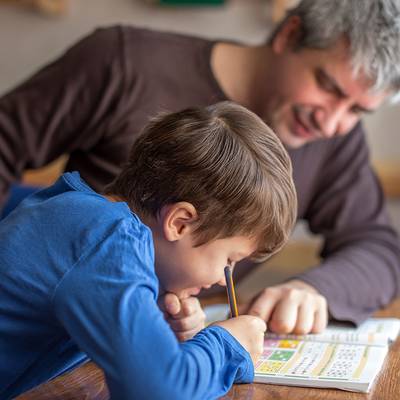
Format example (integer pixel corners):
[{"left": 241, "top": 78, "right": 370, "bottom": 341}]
[
  {"left": 252, "top": 317, "right": 267, "bottom": 333},
  {"left": 180, "top": 296, "right": 201, "bottom": 317},
  {"left": 158, "top": 293, "right": 181, "bottom": 316},
  {"left": 159, "top": 294, "right": 204, "bottom": 321},
  {"left": 168, "top": 312, "right": 205, "bottom": 332}
]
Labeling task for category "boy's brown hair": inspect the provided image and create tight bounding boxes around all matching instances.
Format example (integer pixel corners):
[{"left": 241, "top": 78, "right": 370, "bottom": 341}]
[{"left": 107, "top": 101, "right": 297, "bottom": 261}]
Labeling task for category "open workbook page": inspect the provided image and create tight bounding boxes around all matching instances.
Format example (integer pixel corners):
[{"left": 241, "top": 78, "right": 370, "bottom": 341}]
[
  {"left": 204, "top": 304, "right": 400, "bottom": 393},
  {"left": 265, "top": 318, "right": 400, "bottom": 346}
]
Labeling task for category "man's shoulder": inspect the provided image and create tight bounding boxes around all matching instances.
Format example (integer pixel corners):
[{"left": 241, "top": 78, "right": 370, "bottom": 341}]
[
  {"left": 118, "top": 24, "right": 213, "bottom": 46},
  {"left": 59, "top": 25, "right": 203, "bottom": 70}
]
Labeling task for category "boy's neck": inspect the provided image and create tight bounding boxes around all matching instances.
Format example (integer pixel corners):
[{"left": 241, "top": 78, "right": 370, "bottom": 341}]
[
  {"left": 103, "top": 194, "right": 123, "bottom": 203},
  {"left": 103, "top": 193, "right": 155, "bottom": 228}
]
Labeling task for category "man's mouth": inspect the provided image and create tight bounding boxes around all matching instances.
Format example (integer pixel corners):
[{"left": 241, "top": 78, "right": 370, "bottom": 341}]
[{"left": 292, "top": 108, "right": 316, "bottom": 139}]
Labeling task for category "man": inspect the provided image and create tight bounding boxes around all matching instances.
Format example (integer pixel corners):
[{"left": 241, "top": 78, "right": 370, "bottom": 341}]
[{"left": 0, "top": 0, "right": 399, "bottom": 333}]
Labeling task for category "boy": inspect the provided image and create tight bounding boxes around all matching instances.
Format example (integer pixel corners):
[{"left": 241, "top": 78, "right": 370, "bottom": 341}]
[{"left": 0, "top": 102, "right": 296, "bottom": 399}]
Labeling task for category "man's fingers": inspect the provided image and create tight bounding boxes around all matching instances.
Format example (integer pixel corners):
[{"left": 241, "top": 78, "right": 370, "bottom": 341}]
[
  {"left": 268, "top": 289, "right": 328, "bottom": 334},
  {"left": 247, "top": 281, "right": 329, "bottom": 334},
  {"left": 293, "top": 297, "right": 314, "bottom": 334},
  {"left": 238, "top": 303, "right": 249, "bottom": 314},
  {"left": 268, "top": 291, "right": 301, "bottom": 333},
  {"left": 311, "top": 298, "right": 328, "bottom": 333},
  {"left": 247, "top": 288, "right": 281, "bottom": 322}
]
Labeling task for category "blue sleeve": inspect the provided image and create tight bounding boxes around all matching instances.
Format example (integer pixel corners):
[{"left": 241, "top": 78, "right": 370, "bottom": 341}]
[{"left": 51, "top": 220, "right": 253, "bottom": 400}]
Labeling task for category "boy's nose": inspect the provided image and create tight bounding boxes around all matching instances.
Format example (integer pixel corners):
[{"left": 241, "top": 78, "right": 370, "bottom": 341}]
[{"left": 217, "top": 276, "right": 227, "bottom": 287}]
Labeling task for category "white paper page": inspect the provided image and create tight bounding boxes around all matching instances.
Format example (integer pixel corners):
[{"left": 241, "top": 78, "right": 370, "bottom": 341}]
[
  {"left": 254, "top": 337, "right": 388, "bottom": 392},
  {"left": 204, "top": 304, "right": 400, "bottom": 346},
  {"left": 204, "top": 303, "right": 230, "bottom": 325},
  {"left": 265, "top": 318, "right": 400, "bottom": 346}
]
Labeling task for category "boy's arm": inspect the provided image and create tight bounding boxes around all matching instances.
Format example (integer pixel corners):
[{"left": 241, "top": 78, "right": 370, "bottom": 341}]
[
  {"left": 52, "top": 224, "right": 253, "bottom": 400},
  {"left": 0, "top": 27, "right": 124, "bottom": 209}
]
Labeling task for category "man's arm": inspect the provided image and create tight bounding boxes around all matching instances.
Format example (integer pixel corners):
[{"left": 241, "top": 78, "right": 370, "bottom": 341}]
[
  {"left": 0, "top": 27, "right": 124, "bottom": 209},
  {"left": 246, "top": 124, "right": 400, "bottom": 331},
  {"left": 295, "top": 124, "right": 400, "bottom": 324}
]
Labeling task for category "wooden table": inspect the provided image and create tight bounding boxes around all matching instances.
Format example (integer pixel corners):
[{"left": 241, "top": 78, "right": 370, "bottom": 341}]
[{"left": 17, "top": 298, "right": 400, "bottom": 400}]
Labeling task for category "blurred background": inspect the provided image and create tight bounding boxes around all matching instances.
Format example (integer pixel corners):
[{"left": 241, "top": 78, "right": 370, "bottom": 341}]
[{"left": 0, "top": 0, "right": 398, "bottom": 298}]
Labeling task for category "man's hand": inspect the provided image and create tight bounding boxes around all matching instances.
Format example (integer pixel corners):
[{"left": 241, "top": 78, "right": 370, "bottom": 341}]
[
  {"left": 245, "top": 280, "right": 328, "bottom": 334},
  {"left": 158, "top": 293, "right": 206, "bottom": 341}
]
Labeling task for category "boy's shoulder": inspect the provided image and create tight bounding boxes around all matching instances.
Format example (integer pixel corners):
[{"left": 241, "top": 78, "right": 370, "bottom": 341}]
[
  {"left": 31, "top": 172, "right": 128, "bottom": 220},
  {"left": 8, "top": 172, "right": 151, "bottom": 252}
]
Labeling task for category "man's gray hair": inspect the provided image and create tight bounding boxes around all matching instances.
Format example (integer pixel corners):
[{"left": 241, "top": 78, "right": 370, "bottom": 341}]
[{"left": 273, "top": 0, "right": 400, "bottom": 102}]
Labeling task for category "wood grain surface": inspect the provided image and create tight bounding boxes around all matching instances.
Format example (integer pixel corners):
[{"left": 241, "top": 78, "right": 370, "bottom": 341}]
[{"left": 17, "top": 298, "right": 400, "bottom": 400}]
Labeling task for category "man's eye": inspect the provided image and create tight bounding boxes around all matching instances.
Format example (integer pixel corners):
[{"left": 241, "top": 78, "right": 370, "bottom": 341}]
[
  {"left": 319, "top": 76, "right": 335, "bottom": 93},
  {"left": 350, "top": 107, "right": 363, "bottom": 115},
  {"left": 316, "top": 71, "right": 337, "bottom": 94}
]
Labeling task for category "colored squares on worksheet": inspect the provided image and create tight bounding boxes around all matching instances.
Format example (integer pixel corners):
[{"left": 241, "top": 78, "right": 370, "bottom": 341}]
[
  {"left": 279, "top": 340, "right": 300, "bottom": 349},
  {"left": 269, "top": 350, "right": 295, "bottom": 362},
  {"left": 256, "top": 360, "right": 284, "bottom": 374},
  {"left": 264, "top": 339, "right": 280, "bottom": 347},
  {"left": 264, "top": 339, "right": 300, "bottom": 349},
  {"left": 261, "top": 349, "right": 273, "bottom": 358}
]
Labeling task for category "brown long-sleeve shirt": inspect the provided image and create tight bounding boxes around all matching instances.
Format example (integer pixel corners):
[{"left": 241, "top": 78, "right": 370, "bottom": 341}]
[{"left": 0, "top": 26, "right": 399, "bottom": 324}]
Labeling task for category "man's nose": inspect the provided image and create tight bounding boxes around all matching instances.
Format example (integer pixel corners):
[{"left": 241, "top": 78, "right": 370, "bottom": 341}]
[{"left": 313, "top": 106, "right": 346, "bottom": 138}]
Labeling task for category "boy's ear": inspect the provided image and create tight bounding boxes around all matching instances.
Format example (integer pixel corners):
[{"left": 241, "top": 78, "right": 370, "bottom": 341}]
[
  {"left": 161, "top": 202, "right": 198, "bottom": 242},
  {"left": 272, "top": 15, "right": 303, "bottom": 54}
]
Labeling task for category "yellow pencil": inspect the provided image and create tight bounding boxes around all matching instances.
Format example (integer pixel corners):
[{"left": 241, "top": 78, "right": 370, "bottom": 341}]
[{"left": 224, "top": 266, "right": 238, "bottom": 318}]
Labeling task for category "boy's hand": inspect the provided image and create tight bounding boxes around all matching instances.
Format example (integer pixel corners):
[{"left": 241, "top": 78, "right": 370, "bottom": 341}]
[
  {"left": 158, "top": 293, "right": 206, "bottom": 342},
  {"left": 245, "top": 280, "right": 328, "bottom": 334},
  {"left": 214, "top": 316, "right": 266, "bottom": 364}
]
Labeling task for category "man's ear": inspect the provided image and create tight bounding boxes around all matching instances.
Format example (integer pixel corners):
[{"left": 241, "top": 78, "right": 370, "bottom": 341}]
[
  {"left": 161, "top": 202, "right": 198, "bottom": 242},
  {"left": 272, "top": 15, "right": 303, "bottom": 54}
]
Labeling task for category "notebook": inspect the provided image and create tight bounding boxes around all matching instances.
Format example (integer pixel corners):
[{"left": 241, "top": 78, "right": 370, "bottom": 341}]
[{"left": 204, "top": 304, "right": 400, "bottom": 393}]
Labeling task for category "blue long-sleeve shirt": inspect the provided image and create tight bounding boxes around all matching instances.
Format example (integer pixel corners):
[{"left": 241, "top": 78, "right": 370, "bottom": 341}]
[{"left": 0, "top": 172, "right": 253, "bottom": 399}]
